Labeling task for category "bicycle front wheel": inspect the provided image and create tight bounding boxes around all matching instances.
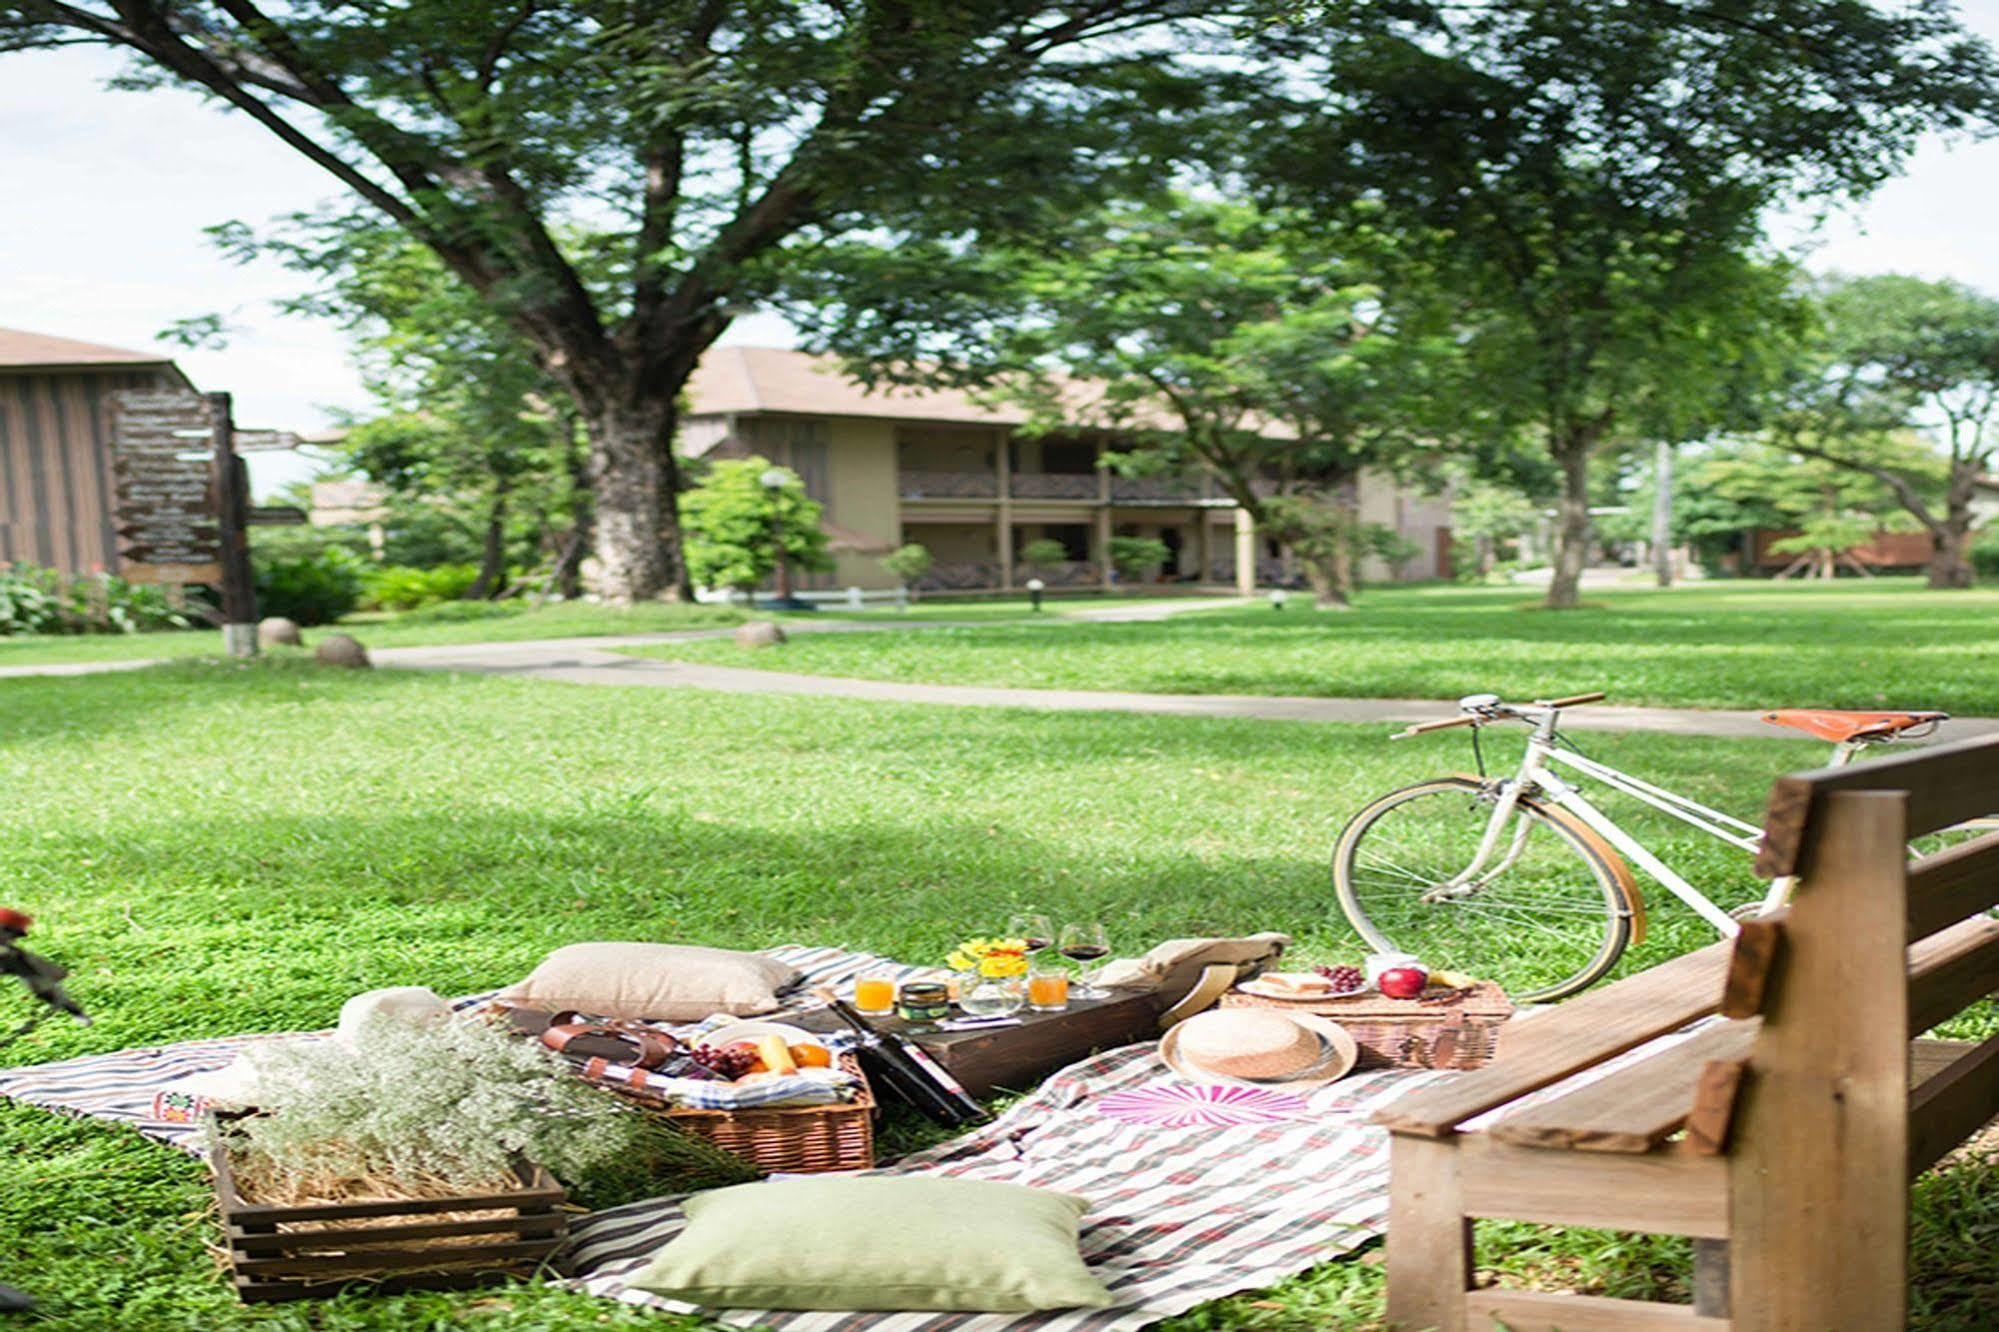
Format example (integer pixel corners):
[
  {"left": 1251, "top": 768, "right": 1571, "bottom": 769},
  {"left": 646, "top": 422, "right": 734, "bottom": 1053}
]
[{"left": 1333, "top": 777, "right": 1635, "bottom": 1003}]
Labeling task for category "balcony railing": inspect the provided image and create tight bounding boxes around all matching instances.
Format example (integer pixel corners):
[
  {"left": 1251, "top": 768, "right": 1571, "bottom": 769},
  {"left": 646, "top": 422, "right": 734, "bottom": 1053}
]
[
  {"left": 916, "top": 560, "right": 1003, "bottom": 590},
  {"left": 1109, "top": 476, "right": 1210, "bottom": 503},
  {"left": 899, "top": 470, "right": 998, "bottom": 499},
  {"left": 1010, "top": 473, "right": 1100, "bottom": 500}
]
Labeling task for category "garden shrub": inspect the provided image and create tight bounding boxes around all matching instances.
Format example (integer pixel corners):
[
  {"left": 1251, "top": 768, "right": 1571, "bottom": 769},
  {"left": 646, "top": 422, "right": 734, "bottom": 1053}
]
[
  {"left": 253, "top": 547, "right": 366, "bottom": 626},
  {"left": 360, "top": 563, "right": 481, "bottom": 611},
  {"left": 392, "top": 599, "right": 526, "bottom": 625},
  {"left": 1972, "top": 528, "right": 1999, "bottom": 580},
  {"left": 0, "top": 563, "right": 194, "bottom": 635}
]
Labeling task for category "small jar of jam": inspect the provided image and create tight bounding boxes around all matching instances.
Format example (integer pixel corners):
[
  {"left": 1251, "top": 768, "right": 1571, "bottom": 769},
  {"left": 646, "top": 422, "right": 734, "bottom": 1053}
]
[{"left": 897, "top": 980, "right": 952, "bottom": 1026}]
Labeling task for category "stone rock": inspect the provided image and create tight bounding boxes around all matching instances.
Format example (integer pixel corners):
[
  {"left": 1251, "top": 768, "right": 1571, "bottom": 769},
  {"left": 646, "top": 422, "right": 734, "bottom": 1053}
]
[
  {"left": 257, "top": 616, "right": 303, "bottom": 648},
  {"left": 734, "top": 620, "right": 787, "bottom": 648},
  {"left": 315, "top": 634, "right": 372, "bottom": 669}
]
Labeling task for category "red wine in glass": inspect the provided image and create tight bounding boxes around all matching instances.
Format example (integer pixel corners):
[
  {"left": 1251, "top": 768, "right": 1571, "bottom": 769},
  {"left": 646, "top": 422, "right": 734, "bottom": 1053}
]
[
  {"left": 1059, "top": 923, "right": 1109, "bottom": 998},
  {"left": 1010, "top": 913, "right": 1054, "bottom": 954}
]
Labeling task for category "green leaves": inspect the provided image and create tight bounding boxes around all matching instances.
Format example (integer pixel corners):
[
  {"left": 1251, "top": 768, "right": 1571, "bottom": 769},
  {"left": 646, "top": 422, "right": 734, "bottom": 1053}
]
[{"left": 679, "top": 457, "right": 834, "bottom": 595}]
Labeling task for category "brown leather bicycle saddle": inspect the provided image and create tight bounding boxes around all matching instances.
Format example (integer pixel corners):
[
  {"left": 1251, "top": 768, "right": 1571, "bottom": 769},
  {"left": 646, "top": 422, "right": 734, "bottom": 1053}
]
[{"left": 1760, "top": 709, "right": 1949, "bottom": 744}]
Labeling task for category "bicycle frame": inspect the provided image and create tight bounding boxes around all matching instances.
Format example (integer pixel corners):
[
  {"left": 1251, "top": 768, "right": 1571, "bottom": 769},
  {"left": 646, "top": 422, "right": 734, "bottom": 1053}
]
[{"left": 1433, "top": 711, "right": 1877, "bottom": 939}]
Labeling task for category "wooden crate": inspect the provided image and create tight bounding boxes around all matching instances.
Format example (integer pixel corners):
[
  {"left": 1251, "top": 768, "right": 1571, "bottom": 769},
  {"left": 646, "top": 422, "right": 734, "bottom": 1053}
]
[
  {"left": 209, "top": 1133, "right": 568, "bottom": 1304},
  {"left": 1222, "top": 982, "right": 1514, "bottom": 1070}
]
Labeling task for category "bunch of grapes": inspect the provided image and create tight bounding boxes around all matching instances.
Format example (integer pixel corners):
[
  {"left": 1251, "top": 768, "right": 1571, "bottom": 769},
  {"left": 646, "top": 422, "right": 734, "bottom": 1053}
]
[
  {"left": 690, "top": 1043, "right": 759, "bottom": 1080},
  {"left": 1314, "top": 963, "right": 1366, "bottom": 994}
]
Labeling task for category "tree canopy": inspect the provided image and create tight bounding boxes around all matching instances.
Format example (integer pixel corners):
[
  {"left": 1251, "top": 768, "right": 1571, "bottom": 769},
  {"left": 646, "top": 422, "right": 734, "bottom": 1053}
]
[
  {"left": 2, "top": 0, "right": 1230, "bottom": 600},
  {"left": 1251, "top": 0, "right": 1998, "bottom": 605}
]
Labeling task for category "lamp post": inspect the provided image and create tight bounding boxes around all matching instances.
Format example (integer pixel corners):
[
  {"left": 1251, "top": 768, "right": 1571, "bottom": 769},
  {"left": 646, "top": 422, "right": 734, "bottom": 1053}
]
[
  {"left": 1026, "top": 577, "right": 1046, "bottom": 612},
  {"left": 759, "top": 466, "right": 808, "bottom": 611}
]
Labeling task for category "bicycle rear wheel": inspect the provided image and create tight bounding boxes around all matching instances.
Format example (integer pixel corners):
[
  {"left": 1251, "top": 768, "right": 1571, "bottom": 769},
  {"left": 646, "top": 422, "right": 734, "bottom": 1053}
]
[{"left": 1333, "top": 776, "right": 1636, "bottom": 1002}]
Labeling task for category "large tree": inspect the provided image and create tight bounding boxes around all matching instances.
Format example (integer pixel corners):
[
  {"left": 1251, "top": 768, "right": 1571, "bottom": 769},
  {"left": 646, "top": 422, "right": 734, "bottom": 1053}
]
[
  {"left": 1781, "top": 273, "right": 1999, "bottom": 588},
  {"left": 1255, "top": 0, "right": 1999, "bottom": 607},
  {"left": 2, "top": 1, "right": 1223, "bottom": 601},
  {"left": 794, "top": 196, "right": 1461, "bottom": 605}
]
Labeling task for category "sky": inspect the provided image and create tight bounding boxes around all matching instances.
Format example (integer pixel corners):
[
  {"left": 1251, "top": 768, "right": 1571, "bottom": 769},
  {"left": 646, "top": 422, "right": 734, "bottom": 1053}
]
[{"left": 4, "top": 6, "right": 1999, "bottom": 495}]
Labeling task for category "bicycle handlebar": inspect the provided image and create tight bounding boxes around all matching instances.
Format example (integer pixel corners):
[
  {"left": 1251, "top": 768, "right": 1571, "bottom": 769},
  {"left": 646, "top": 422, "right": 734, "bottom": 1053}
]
[
  {"left": 1390, "top": 690, "right": 1607, "bottom": 739},
  {"left": 1390, "top": 715, "right": 1479, "bottom": 739}
]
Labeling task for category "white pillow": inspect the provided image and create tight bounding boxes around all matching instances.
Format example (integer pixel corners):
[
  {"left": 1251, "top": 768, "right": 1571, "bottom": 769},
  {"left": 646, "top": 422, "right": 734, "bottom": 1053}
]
[{"left": 497, "top": 942, "right": 801, "bottom": 1022}]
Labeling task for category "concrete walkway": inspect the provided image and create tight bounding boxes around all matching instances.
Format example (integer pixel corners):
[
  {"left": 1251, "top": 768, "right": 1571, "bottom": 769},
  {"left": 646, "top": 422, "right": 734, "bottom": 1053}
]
[{"left": 365, "top": 636, "right": 1999, "bottom": 743}]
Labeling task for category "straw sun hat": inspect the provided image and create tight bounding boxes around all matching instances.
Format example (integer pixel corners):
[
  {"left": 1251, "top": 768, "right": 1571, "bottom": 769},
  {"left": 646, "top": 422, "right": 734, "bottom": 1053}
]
[{"left": 1160, "top": 1008, "right": 1358, "bottom": 1087}]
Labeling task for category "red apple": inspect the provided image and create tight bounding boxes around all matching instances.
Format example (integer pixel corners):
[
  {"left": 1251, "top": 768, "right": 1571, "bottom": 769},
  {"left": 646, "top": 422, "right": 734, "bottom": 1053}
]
[{"left": 1378, "top": 965, "right": 1429, "bottom": 998}]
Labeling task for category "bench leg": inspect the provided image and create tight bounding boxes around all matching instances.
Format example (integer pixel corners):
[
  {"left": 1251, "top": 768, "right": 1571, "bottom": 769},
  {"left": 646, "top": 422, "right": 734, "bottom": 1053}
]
[
  {"left": 1386, "top": 1134, "right": 1472, "bottom": 1332},
  {"left": 1693, "top": 1238, "right": 1729, "bottom": 1318}
]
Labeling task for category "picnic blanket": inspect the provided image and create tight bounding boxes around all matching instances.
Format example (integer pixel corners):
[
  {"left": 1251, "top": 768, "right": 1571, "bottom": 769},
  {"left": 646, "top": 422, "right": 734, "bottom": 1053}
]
[
  {"left": 568, "top": 1041, "right": 1439, "bottom": 1331},
  {"left": 0, "top": 944, "right": 1444, "bottom": 1328}
]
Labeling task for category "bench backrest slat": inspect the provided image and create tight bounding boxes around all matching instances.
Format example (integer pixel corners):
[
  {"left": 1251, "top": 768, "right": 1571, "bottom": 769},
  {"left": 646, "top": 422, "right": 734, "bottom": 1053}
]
[
  {"left": 1906, "top": 827, "right": 1999, "bottom": 941},
  {"left": 1756, "top": 731, "right": 1999, "bottom": 878}
]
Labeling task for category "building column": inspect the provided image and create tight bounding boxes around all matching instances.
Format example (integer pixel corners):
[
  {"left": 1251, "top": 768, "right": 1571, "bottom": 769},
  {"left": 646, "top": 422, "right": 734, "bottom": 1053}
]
[
  {"left": 1235, "top": 508, "right": 1256, "bottom": 596},
  {"left": 1198, "top": 513, "right": 1214, "bottom": 586},
  {"left": 1097, "top": 505, "right": 1115, "bottom": 589},
  {"left": 996, "top": 431, "right": 1014, "bottom": 590}
]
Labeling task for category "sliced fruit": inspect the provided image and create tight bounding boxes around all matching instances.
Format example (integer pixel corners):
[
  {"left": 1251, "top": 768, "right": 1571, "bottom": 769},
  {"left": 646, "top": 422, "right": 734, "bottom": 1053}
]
[
  {"left": 788, "top": 1042, "right": 833, "bottom": 1069},
  {"left": 754, "top": 1034, "right": 798, "bottom": 1076}
]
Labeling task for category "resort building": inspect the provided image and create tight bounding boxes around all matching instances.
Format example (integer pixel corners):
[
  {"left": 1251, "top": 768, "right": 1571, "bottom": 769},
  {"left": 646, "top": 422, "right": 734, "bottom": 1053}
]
[
  {"left": 683, "top": 347, "right": 1453, "bottom": 594},
  {"left": 0, "top": 328, "right": 192, "bottom": 573}
]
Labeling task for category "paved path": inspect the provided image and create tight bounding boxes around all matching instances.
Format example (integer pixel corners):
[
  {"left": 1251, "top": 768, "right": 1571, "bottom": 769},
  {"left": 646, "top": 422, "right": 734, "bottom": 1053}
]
[{"left": 366, "top": 636, "right": 1999, "bottom": 743}]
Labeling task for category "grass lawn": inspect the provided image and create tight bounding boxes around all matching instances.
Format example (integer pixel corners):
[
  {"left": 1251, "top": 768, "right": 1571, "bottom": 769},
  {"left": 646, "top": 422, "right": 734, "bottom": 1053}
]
[
  {"left": 630, "top": 578, "right": 1999, "bottom": 715},
  {"left": 2, "top": 660, "right": 1993, "bottom": 1328}
]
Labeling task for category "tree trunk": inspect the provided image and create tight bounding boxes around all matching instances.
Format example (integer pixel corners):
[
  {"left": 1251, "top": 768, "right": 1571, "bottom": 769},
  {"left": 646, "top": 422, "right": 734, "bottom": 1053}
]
[
  {"left": 1652, "top": 439, "right": 1675, "bottom": 589},
  {"left": 468, "top": 488, "right": 509, "bottom": 600},
  {"left": 1300, "top": 541, "right": 1355, "bottom": 610},
  {"left": 554, "top": 409, "right": 593, "bottom": 600},
  {"left": 1927, "top": 467, "right": 1979, "bottom": 589},
  {"left": 1545, "top": 444, "right": 1593, "bottom": 610},
  {"left": 585, "top": 396, "right": 688, "bottom": 603}
]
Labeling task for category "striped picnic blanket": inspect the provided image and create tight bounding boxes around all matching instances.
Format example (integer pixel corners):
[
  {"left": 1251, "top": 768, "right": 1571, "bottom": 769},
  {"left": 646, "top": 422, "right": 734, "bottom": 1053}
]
[
  {"left": 566, "top": 1043, "right": 1442, "bottom": 1331},
  {"left": 0, "top": 944, "right": 1443, "bottom": 1328}
]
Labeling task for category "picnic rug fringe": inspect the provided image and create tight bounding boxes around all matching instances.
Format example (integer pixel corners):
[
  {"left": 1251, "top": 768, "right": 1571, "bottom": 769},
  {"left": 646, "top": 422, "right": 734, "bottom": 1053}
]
[{"left": 0, "top": 945, "right": 1445, "bottom": 1329}]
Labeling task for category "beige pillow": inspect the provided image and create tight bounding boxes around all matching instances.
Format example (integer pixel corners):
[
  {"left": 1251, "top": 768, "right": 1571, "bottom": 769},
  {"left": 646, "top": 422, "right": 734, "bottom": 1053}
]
[{"left": 498, "top": 942, "right": 801, "bottom": 1021}]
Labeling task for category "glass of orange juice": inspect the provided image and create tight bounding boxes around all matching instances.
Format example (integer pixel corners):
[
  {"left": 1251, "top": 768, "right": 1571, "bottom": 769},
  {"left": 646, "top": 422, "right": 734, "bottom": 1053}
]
[
  {"left": 853, "top": 970, "right": 897, "bottom": 1016},
  {"left": 1027, "top": 961, "right": 1070, "bottom": 1012}
]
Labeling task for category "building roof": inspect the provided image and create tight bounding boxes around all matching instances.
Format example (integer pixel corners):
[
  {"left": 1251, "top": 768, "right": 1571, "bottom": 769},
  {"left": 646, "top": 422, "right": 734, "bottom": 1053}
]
[
  {"left": 0, "top": 327, "right": 178, "bottom": 371},
  {"left": 684, "top": 345, "right": 1289, "bottom": 438},
  {"left": 685, "top": 346, "right": 1032, "bottom": 427}
]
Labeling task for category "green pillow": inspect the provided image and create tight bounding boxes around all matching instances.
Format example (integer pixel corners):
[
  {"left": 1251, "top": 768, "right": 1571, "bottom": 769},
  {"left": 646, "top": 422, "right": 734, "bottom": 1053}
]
[{"left": 628, "top": 1176, "right": 1115, "bottom": 1312}]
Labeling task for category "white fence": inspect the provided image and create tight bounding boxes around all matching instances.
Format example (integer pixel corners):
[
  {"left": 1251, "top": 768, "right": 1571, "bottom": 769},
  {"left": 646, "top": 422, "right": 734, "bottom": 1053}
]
[{"left": 694, "top": 585, "right": 911, "bottom": 610}]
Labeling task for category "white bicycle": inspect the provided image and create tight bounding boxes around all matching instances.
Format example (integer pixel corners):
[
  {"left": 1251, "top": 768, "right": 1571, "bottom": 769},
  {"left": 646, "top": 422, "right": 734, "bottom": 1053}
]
[{"left": 1331, "top": 691, "right": 1953, "bottom": 1002}]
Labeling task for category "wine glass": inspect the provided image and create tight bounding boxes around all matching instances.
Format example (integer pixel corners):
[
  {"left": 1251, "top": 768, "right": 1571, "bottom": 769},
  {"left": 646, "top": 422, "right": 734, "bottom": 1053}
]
[
  {"left": 1009, "top": 913, "right": 1055, "bottom": 955},
  {"left": 1058, "top": 921, "right": 1110, "bottom": 999}
]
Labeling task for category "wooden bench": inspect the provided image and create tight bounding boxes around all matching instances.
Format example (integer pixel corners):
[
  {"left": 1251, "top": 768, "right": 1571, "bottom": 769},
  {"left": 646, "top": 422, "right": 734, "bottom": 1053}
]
[{"left": 1372, "top": 732, "right": 1999, "bottom": 1331}]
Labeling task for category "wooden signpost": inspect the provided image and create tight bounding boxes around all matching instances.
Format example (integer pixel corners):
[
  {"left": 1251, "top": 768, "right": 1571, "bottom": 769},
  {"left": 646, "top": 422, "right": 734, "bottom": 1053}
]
[{"left": 110, "top": 389, "right": 261, "bottom": 656}]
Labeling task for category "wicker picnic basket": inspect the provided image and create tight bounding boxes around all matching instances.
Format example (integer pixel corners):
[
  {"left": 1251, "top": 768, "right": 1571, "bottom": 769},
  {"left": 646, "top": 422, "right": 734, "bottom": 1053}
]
[
  {"left": 1221, "top": 982, "right": 1515, "bottom": 1071},
  {"left": 645, "top": 1052, "right": 876, "bottom": 1174}
]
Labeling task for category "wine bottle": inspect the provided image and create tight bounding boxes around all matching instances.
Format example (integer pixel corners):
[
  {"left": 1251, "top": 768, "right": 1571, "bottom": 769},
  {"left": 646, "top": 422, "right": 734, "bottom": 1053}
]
[{"left": 814, "top": 986, "right": 991, "bottom": 1128}]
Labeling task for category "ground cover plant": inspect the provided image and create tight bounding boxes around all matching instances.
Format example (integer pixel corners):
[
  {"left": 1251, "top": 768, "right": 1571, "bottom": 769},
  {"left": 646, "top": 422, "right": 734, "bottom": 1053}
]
[
  {"left": 2, "top": 659, "right": 1994, "bottom": 1328},
  {"left": 0, "top": 600, "right": 748, "bottom": 670},
  {"left": 635, "top": 579, "right": 1999, "bottom": 715}
]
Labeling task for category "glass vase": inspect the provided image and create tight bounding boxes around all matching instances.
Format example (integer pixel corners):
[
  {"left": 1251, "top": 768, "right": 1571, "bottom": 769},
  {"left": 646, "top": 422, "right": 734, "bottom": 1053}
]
[{"left": 956, "top": 971, "right": 1027, "bottom": 1017}]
